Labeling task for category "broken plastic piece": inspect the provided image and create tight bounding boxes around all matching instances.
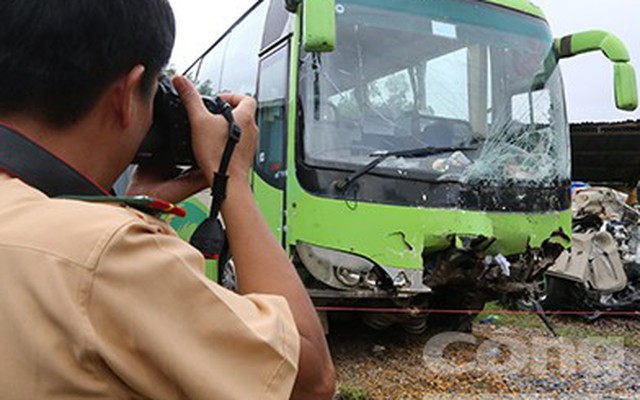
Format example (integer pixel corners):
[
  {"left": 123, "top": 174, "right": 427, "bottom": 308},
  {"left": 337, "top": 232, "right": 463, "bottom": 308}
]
[{"left": 495, "top": 254, "right": 511, "bottom": 277}]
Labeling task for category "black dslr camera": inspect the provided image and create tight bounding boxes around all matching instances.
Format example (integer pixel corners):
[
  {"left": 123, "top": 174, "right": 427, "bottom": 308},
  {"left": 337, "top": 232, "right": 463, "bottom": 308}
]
[{"left": 134, "top": 75, "right": 226, "bottom": 166}]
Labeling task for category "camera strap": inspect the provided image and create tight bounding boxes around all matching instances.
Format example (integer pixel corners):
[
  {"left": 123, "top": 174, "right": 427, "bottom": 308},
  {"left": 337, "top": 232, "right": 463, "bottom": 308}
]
[
  {"left": 0, "top": 123, "right": 108, "bottom": 197},
  {"left": 209, "top": 106, "right": 241, "bottom": 218},
  {"left": 188, "top": 99, "right": 241, "bottom": 272},
  {"left": 0, "top": 123, "right": 186, "bottom": 217}
]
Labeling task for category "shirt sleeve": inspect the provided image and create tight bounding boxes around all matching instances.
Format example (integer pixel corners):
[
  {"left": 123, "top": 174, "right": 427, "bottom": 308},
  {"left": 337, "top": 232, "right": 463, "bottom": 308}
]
[{"left": 86, "top": 219, "right": 300, "bottom": 400}]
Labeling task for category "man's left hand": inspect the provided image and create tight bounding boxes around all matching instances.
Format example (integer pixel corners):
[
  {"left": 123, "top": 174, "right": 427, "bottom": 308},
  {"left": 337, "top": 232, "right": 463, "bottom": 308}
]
[{"left": 125, "top": 162, "right": 209, "bottom": 204}]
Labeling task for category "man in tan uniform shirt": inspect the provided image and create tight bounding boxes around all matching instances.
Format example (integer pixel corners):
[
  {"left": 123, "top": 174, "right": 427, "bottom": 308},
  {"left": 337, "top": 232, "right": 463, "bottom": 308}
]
[{"left": 0, "top": 1, "right": 335, "bottom": 399}]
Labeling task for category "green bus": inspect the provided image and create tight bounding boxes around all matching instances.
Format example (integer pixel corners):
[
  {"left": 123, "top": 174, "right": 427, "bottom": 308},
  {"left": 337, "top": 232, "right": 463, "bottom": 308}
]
[{"left": 170, "top": 0, "right": 637, "bottom": 332}]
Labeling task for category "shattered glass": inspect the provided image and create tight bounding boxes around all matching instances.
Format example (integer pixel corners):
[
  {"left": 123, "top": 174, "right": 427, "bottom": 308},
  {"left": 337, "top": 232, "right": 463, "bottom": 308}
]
[{"left": 462, "top": 68, "right": 570, "bottom": 186}]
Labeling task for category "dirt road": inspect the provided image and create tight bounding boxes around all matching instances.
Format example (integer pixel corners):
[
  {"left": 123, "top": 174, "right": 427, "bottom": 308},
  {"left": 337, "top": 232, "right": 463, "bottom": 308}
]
[{"left": 329, "top": 314, "right": 640, "bottom": 399}]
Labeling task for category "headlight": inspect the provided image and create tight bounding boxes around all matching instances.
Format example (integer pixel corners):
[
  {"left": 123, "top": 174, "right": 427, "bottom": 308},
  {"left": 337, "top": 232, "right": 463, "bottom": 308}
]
[
  {"left": 296, "top": 242, "right": 432, "bottom": 294},
  {"left": 335, "top": 266, "right": 362, "bottom": 287},
  {"left": 297, "top": 242, "right": 375, "bottom": 290}
]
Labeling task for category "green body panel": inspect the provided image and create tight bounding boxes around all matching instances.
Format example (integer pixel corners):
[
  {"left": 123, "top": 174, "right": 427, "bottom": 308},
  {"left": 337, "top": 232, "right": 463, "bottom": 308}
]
[
  {"left": 303, "top": 0, "right": 336, "bottom": 52},
  {"left": 287, "top": 188, "right": 571, "bottom": 270},
  {"left": 253, "top": 173, "right": 285, "bottom": 242},
  {"left": 481, "top": 0, "right": 545, "bottom": 19},
  {"left": 286, "top": 11, "right": 302, "bottom": 256}
]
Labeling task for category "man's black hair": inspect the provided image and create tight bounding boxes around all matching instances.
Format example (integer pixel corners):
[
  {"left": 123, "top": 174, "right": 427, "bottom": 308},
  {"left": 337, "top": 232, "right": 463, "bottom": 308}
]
[{"left": 0, "top": 0, "right": 176, "bottom": 127}]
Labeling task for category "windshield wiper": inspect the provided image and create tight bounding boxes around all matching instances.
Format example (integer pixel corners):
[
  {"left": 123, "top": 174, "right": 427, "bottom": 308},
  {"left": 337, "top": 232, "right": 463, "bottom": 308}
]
[{"left": 335, "top": 146, "right": 475, "bottom": 191}]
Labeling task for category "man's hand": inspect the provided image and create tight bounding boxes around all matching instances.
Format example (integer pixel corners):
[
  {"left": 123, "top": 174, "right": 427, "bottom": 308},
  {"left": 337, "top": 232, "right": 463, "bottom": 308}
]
[
  {"left": 126, "top": 75, "right": 258, "bottom": 204},
  {"left": 126, "top": 162, "right": 209, "bottom": 204},
  {"left": 172, "top": 75, "right": 258, "bottom": 187}
]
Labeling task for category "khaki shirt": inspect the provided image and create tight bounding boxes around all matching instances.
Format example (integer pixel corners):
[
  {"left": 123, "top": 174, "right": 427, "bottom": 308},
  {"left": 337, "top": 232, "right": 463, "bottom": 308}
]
[{"left": 0, "top": 173, "right": 300, "bottom": 399}]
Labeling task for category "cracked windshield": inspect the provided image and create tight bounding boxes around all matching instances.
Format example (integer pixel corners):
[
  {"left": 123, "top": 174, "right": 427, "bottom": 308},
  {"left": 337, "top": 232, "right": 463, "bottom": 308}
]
[{"left": 300, "top": 0, "right": 570, "bottom": 186}]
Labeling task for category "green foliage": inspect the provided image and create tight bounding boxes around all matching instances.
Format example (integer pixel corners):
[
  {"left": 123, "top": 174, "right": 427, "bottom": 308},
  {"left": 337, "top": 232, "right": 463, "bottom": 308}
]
[
  {"left": 474, "top": 301, "right": 542, "bottom": 328},
  {"left": 367, "top": 70, "right": 413, "bottom": 119},
  {"left": 164, "top": 65, "right": 177, "bottom": 77},
  {"left": 335, "top": 384, "right": 373, "bottom": 400},
  {"left": 382, "top": 72, "right": 412, "bottom": 113},
  {"left": 196, "top": 79, "right": 214, "bottom": 96},
  {"left": 331, "top": 89, "right": 360, "bottom": 118}
]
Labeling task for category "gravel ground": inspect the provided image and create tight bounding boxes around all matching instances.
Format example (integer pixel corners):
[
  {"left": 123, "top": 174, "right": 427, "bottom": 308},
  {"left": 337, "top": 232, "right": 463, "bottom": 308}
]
[{"left": 329, "top": 314, "right": 640, "bottom": 399}]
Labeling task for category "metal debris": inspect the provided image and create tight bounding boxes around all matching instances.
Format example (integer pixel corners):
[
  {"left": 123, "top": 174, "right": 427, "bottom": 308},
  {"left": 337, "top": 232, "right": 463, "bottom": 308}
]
[{"left": 544, "top": 186, "right": 640, "bottom": 317}]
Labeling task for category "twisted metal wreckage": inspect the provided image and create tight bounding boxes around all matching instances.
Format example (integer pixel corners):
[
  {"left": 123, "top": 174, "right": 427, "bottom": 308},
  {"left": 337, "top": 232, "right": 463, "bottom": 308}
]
[{"left": 544, "top": 186, "right": 640, "bottom": 319}]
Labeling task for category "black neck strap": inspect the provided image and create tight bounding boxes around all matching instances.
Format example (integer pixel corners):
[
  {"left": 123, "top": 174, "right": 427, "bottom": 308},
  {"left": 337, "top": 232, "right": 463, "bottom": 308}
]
[{"left": 0, "top": 124, "right": 108, "bottom": 197}]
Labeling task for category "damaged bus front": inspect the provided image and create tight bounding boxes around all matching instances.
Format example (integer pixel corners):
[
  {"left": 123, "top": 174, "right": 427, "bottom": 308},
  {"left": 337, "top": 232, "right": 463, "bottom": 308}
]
[
  {"left": 295, "top": 0, "right": 574, "bottom": 330},
  {"left": 177, "top": 0, "right": 637, "bottom": 331}
]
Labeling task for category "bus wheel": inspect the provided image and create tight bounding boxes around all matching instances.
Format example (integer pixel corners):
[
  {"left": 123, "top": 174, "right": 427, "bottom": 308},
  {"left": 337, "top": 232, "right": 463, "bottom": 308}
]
[
  {"left": 362, "top": 312, "right": 428, "bottom": 335},
  {"left": 427, "top": 287, "right": 485, "bottom": 333},
  {"left": 221, "top": 259, "right": 237, "bottom": 290}
]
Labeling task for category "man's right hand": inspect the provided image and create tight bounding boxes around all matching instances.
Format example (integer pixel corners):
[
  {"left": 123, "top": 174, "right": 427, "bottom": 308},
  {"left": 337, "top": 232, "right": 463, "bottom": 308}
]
[{"left": 172, "top": 75, "right": 258, "bottom": 187}]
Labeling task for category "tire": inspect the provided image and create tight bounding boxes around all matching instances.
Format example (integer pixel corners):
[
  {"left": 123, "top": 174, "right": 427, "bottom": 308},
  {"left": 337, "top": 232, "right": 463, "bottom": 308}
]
[
  {"left": 427, "top": 287, "right": 485, "bottom": 332},
  {"left": 540, "top": 275, "right": 604, "bottom": 321}
]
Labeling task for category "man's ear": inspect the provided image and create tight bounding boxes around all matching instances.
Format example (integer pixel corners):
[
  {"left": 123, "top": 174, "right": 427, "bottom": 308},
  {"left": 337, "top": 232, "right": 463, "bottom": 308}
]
[{"left": 113, "top": 65, "right": 147, "bottom": 129}]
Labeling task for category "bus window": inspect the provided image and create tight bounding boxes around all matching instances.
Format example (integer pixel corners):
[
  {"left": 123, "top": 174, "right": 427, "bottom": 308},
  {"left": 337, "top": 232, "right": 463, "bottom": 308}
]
[
  {"left": 220, "top": 2, "right": 268, "bottom": 95},
  {"left": 512, "top": 89, "right": 552, "bottom": 125},
  {"left": 256, "top": 45, "right": 289, "bottom": 188},
  {"left": 328, "top": 88, "right": 359, "bottom": 118},
  {"left": 367, "top": 69, "right": 415, "bottom": 120},
  {"left": 196, "top": 36, "right": 228, "bottom": 96},
  {"left": 426, "top": 48, "right": 469, "bottom": 120}
]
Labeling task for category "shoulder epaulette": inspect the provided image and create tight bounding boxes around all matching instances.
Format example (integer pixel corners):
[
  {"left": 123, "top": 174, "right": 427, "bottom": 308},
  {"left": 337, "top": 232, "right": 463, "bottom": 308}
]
[{"left": 60, "top": 195, "right": 186, "bottom": 217}]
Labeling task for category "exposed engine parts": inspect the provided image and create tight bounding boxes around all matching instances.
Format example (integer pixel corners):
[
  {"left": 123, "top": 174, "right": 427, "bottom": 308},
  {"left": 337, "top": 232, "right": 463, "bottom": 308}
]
[{"left": 423, "top": 233, "right": 567, "bottom": 299}]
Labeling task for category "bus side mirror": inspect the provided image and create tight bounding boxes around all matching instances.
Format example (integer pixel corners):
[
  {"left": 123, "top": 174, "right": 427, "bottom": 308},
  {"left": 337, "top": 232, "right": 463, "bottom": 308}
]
[
  {"left": 285, "top": 0, "right": 336, "bottom": 53},
  {"left": 613, "top": 63, "right": 638, "bottom": 111},
  {"left": 555, "top": 30, "right": 638, "bottom": 111}
]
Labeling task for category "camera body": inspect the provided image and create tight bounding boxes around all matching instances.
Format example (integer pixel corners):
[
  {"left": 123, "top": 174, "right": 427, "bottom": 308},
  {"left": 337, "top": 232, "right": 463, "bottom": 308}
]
[{"left": 134, "top": 75, "right": 224, "bottom": 166}]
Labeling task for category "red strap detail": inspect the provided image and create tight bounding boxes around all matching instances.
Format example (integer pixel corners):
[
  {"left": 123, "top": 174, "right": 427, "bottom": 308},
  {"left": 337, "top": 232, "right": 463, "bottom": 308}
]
[
  {"left": 149, "top": 198, "right": 187, "bottom": 217},
  {"left": 201, "top": 253, "right": 220, "bottom": 260}
]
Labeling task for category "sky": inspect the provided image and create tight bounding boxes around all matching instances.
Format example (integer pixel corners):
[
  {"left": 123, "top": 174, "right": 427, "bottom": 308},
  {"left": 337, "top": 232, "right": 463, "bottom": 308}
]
[{"left": 168, "top": 0, "right": 640, "bottom": 123}]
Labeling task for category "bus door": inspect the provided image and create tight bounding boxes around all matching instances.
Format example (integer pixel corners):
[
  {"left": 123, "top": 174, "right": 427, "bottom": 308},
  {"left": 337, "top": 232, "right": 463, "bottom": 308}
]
[{"left": 253, "top": 42, "right": 290, "bottom": 244}]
